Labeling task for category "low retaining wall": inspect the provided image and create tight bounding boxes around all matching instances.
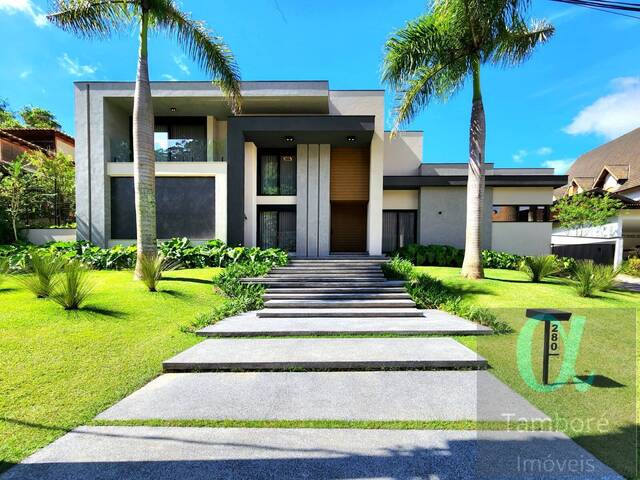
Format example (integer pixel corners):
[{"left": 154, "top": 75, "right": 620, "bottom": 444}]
[{"left": 22, "top": 229, "right": 76, "bottom": 245}]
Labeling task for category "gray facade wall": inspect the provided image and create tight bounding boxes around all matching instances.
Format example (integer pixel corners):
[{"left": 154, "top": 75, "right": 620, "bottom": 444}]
[{"left": 419, "top": 186, "right": 493, "bottom": 250}]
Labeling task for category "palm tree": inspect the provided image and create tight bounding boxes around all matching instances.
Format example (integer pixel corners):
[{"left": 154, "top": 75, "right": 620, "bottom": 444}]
[
  {"left": 48, "top": 0, "right": 241, "bottom": 277},
  {"left": 383, "top": 0, "right": 553, "bottom": 279}
]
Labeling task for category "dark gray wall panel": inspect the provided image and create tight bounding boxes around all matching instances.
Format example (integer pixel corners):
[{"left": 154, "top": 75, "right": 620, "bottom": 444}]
[{"left": 110, "top": 177, "right": 215, "bottom": 239}]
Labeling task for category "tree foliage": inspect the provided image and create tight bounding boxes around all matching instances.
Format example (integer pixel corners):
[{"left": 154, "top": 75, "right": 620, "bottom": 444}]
[
  {"left": 0, "top": 159, "right": 34, "bottom": 241},
  {"left": 0, "top": 99, "right": 22, "bottom": 128},
  {"left": 20, "top": 106, "right": 62, "bottom": 130},
  {"left": 552, "top": 192, "right": 624, "bottom": 229}
]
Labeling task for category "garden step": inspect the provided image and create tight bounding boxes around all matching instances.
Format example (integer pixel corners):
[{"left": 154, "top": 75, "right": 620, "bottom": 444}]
[
  {"left": 196, "top": 311, "right": 492, "bottom": 337},
  {"left": 162, "top": 338, "right": 487, "bottom": 372},
  {"left": 264, "top": 286, "right": 408, "bottom": 293},
  {"left": 257, "top": 308, "right": 424, "bottom": 318},
  {"left": 263, "top": 299, "right": 416, "bottom": 308},
  {"left": 242, "top": 279, "right": 404, "bottom": 287},
  {"left": 267, "top": 272, "right": 385, "bottom": 277},
  {"left": 98, "top": 370, "right": 543, "bottom": 422},
  {"left": 263, "top": 292, "right": 412, "bottom": 300}
]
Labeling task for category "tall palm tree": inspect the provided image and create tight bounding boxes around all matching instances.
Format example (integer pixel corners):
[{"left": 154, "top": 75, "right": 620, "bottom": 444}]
[
  {"left": 48, "top": 0, "right": 241, "bottom": 277},
  {"left": 383, "top": 0, "right": 553, "bottom": 279}
]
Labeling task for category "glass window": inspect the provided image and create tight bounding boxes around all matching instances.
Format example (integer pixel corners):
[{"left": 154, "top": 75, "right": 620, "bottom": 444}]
[
  {"left": 258, "top": 149, "right": 296, "bottom": 195},
  {"left": 258, "top": 207, "right": 296, "bottom": 252},
  {"left": 153, "top": 117, "right": 206, "bottom": 162},
  {"left": 383, "top": 210, "right": 417, "bottom": 253},
  {"left": 492, "top": 205, "right": 550, "bottom": 222}
]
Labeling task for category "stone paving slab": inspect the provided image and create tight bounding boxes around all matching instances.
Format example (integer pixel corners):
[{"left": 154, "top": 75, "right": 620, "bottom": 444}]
[
  {"left": 97, "top": 371, "right": 544, "bottom": 421},
  {"left": 197, "top": 310, "right": 491, "bottom": 337},
  {"left": 2, "top": 426, "right": 621, "bottom": 480},
  {"left": 162, "top": 338, "right": 487, "bottom": 371}
]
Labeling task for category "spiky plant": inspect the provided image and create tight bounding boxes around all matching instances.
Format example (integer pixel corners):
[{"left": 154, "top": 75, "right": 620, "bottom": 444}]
[
  {"left": 138, "top": 253, "right": 177, "bottom": 292},
  {"left": 48, "top": 0, "right": 241, "bottom": 278},
  {"left": 593, "top": 263, "right": 621, "bottom": 292},
  {"left": 0, "top": 258, "right": 9, "bottom": 289},
  {"left": 20, "top": 252, "right": 64, "bottom": 298},
  {"left": 51, "top": 261, "right": 94, "bottom": 310},
  {"left": 519, "top": 255, "right": 561, "bottom": 283},
  {"left": 383, "top": 0, "right": 554, "bottom": 279}
]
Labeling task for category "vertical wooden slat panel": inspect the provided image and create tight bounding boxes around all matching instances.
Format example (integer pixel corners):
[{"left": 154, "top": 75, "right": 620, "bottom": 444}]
[{"left": 330, "top": 147, "right": 370, "bottom": 201}]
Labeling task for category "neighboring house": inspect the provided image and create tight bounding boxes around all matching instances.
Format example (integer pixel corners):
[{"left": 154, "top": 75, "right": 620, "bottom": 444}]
[
  {"left": 0, "top": 129, "right": 48, "bottom": 167},
  {"left": 552, "top": 128, "right": 640, "bottom": 265},
  {"left": 1, "top": 128, "right": 75, "bottom": 159},
  {"left": 74, "top": 80, "right": 566, "bottom": 256}
]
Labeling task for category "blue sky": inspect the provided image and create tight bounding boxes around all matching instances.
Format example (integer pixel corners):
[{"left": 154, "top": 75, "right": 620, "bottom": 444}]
[{"left": 1, "top": 0, "right": 639, "bottom": 173}]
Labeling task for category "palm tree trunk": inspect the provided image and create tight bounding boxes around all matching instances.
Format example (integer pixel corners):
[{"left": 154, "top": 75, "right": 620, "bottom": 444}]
[
  {"left": 133, "top": 8, "right": 157, "bottom": 278},
  {"left": 461, "top": 57, "right": 486, "bottom": 280}
]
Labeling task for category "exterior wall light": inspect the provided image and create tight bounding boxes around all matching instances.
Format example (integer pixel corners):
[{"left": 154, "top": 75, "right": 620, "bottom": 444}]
[
  {"left": 170, "top": 107, "right": 177, "bottom": 112},
  {"left": 284, "top": 136, "right": 295, "bottom": 143},
  {"left": 346, "top": 136, "right": 356, "bottom": 142}
]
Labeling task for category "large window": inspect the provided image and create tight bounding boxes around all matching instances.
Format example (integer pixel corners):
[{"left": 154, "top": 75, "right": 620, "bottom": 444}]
[
  {"left": 258, "top": 149, "right": 296, "bottom": 195},
  {"left": 258, "top": 206, "right": 296, "bottom": 252},
  {"left": 492, "top": 205, "right": 550, "bottom": 222},
  {"left": 153, "top": 117, "right": 206, "bottom": 162},
  {"left": 382, "top": 210, "right": 417, "bottom": 253}
]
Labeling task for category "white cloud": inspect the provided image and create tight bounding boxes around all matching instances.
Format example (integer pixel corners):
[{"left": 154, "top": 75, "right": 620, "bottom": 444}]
[
  {"left": 19, "top": 69, "right": 31, "bottom": 79},
  {"left": 542, "top": 158, "right": 574, "bottom": 174},
  {"left": 564, "top": 76, "right": 640, "bottom": 140},
  {"left": 536, "top": 146, "right": 553, "bottom": 156},
  {"left": 161, "top": 74, "right": 178, "bottom": 81},
  {"left": 512, "top": 149, "right": 527, "bottom": 163},
  {"left": 58, "top": 53, "right": 97, "bottom": 76},
  {"left": 173, "top": 55, "right": 190, "bottom": 76},
  {"left": 0, "top": 0, "right": 47, "bottom": 27}
]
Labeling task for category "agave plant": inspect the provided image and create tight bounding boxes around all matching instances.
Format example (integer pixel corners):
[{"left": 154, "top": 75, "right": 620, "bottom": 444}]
[
  {"left": 519, "top": 255, "right": 561, "bottom": 283},
  {"left": 51, "top": 260, "right": 94, "bottom": 310},
  {"left": 138, "top": 253, "right": 178, "bottom": 292},
  {"left": 570, "top": 260, "right": 620, "bottom": 297},
  {"left": 20, "top": 252, "right": 64, "bottom": 298},
  {"left": 593, "top": 263, "right": 622, "bottom": 292}
]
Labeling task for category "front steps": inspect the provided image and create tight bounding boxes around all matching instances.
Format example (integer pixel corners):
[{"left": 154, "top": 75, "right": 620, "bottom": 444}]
[{"left": 162, "top": 337, "right": 487, "bottom": 372}]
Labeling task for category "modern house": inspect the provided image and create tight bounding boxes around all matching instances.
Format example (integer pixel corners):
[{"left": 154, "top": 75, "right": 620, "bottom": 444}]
[
  {"left": 552, "top": 127, "right": 640, "bottom": 265},
  {"left": 1, "top": 128, "right": 75, "bottom": 159},
  {"left": 74, "top": 80, "right": 566, "bottom": 256}
]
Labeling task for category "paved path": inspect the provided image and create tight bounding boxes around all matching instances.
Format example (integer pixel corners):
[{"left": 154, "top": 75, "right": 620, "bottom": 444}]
[
  {"left": 1, "top": 258, "right": 622, "bottom": 479},
  {"left": 2, "top": 427, "right": 622, "bottom": 480}
]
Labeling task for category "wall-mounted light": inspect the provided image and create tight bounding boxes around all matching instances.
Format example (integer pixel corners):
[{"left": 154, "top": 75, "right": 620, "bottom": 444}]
[
  {"left": 284, "top": 136, "right": 295, "bottom": 143},
  {"left": 170, "top": 107, "right": 177, "bottom": 112},
  {"left": 346, "top": 135, "right": 356, "bottom": 142}
]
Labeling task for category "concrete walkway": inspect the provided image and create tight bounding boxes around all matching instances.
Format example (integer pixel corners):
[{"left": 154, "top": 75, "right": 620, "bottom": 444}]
[{"left": 1, "top": 258, "right": 621, "bottom": 479}]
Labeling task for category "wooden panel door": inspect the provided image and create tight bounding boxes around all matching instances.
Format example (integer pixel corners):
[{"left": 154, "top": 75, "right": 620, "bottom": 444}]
[
  {"left": 330, "top": 147, "right": 370, "bottom": 201},
  {"left": 331, "top": 202, "right": 367, "bottom": 252}
]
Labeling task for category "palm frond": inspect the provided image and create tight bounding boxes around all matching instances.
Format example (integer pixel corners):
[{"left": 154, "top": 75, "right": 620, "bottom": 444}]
[
  {"left": 152, "top": 0, "right": 242, "bottom": 113},
  {"left": 489, "top": 18, "right": 554, "bottom": 66},
  {"left": 47, "top": 0, "right": 133, "bottom": 38}
]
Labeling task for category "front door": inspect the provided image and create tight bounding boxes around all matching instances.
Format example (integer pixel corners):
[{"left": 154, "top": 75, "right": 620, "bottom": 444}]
[{"left": 331, "top": 201, "right": 367, "bottom": 252}]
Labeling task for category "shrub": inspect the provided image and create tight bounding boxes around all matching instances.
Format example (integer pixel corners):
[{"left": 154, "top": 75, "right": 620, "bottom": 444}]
[
  {"left": 381, "top": 256, "right": 414, "bottom": 280},
  {"left": 481, "top": 250, "right": 523, "bottom": 270},
  {"left": 51, "top": 261, "right": 93, "bottom": 310},
  {"left": 569, "top": 260, "right": 619, "bottom": 297},
  {"left": 623, "top": 257, "right": 640, "bottom": 277},
  {"left": 395, "top": 244, "right": 464, "bottom": 267},
  {"left": 0, "top": 258, "right": 8, "bottom": 288},
  {"left": 519, "top": 255, "right": 561, "bottom": 283},
  {"left": 19, "top": 252, "right": 64, "bottom": 298},
  {"left": 138, "top": 253, "right": 178, "bottom": 292}
]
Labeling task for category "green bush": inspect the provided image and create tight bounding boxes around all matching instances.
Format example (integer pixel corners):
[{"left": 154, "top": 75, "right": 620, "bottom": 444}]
[
  {"left": 481, "top": 249, "right": 523, "bottom": 270},
  {"left": 19, "top": 252, "right": 64, "bottom": 298},
  {"left": 0, "top": 258, "right": 8, "bottom": 289},
  {"left": 395, "top": 244, "right": 465, "bottom": 267},
  {"left": 570, "top": 260, "right": 620, "bottom": 297},
  {"left": 0, "top": 239, "right": 289, "bottom": 272},
  {"left": 51, "top": 261, "right": 93, "bottom": 310},
  {"left": 382, "top": 258, "right": 511, "bottom": 333},
  {"left": 519, "top": 255, "right": 561, "bottom": 283},
  {"left": 381, "top": 256, "right": 414, "bottom": 280},
  {"left": 623, "top": 257, "right": 640, "bottom": 277}
]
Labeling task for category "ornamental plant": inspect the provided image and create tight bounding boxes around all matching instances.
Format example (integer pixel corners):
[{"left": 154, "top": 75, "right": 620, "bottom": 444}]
[{"left": 552, "top": 192, "right": 623, "bottom": 229}]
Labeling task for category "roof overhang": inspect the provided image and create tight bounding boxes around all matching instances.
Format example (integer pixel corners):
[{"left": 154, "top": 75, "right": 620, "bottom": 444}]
[{"left": 384, "top": 174, "right": 569, "bottom": 189}]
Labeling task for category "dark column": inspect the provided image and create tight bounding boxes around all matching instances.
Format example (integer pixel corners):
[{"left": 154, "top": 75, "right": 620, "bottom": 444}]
[{"left": 226, "top": 118, "right": 245, "bottom": 246}]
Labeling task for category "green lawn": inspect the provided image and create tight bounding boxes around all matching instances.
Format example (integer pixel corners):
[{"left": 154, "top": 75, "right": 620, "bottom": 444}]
[
  {"left": 0, "top": 268, "right": 224, "bottom": 474},
  {"left": 420, "top": 266, "right": 639, "bottom": 478}
]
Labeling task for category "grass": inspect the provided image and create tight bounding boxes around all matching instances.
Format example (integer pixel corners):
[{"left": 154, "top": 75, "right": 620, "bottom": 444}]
[
  {"left": 0, "top": 268, "right": 224, "bottom": 474},
  {"left": 419, "top": 266, "right": 638, "bottom": 478}
]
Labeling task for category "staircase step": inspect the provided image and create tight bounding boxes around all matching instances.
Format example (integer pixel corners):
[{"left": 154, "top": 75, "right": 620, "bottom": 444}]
[
  {"left": 257, "top": 308, "right": 424, "bottom": 318},
  {"left": 196, "top": 311, "right": 493, "bottom": 337},
  {"left": 264, "top": 299, "right": 416, "bottom": 309},
  {"left": 265, "top": 287, "right": 408, "bottom": 293},
  {"left": 243, "top": 279, "right": 403, "bottom": 287},
  {"left": 263, "top": 292, "right": 411, "bottom": 300},
  {"left": 162, "top": 338, "right": 487, "bottom": 372},
  {"left": 267, "top": 272, "right": 385, "bottom": 277}
]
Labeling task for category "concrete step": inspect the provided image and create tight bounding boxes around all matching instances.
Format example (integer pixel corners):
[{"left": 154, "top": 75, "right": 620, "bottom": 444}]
[
  {"left": 271, "top": 268, "right": 383, "bottom": 274},
  {"left": 196, "top": 311, "right": 493, "bottom": 337},
  {"left": 162, "top": 338, "right": 488, "bottom": 372},
  {"left": 242, "top": 279, "right": 404, "bottom": 287},
  {"left": 264, "top": 286, "right": 408, "bottom": 293},
  {"left": 19, "top": 426, "right": 617, "bottom": 480},
  {"left": 267, "top": 272, "right": 385, "bottom": 277},
  {"left": 98, "top": 371, "right": 546, "bottom": 422},
  {"left": 257, "top": 307, "right": 426, "bottom": 318},
  {"left": 289, "top": 256, "right": 387, "bottom": 261},
  {"left": 263, "top": 299, "right": 416, "bottom": 308},
  {"left": 263, "top": 292, "right": 412, "bottom": 300}
]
